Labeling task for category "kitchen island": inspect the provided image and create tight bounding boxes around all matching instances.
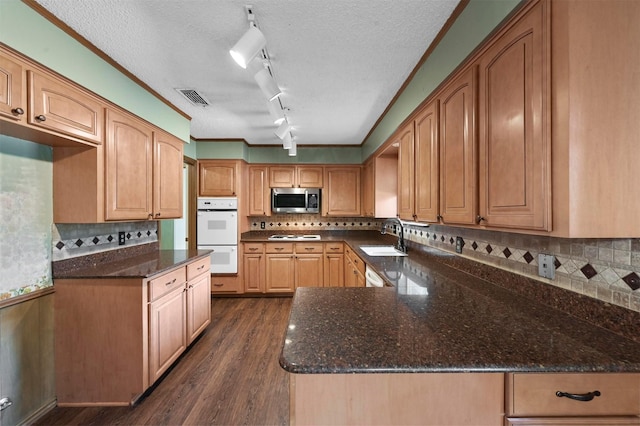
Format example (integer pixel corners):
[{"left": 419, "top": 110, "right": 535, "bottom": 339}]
[{"left": 280, "top": 246, "right": 640, "bottom": 425}]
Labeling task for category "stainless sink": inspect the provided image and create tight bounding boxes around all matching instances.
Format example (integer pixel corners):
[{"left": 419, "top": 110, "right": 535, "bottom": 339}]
[{"left": 359, "top": 245, "right": 407, "bottom": 257}]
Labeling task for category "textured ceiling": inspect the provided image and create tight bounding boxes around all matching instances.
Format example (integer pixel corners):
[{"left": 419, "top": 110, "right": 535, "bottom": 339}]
[{"left": 34, "top": 0, "right": 460, "bottom": 146}]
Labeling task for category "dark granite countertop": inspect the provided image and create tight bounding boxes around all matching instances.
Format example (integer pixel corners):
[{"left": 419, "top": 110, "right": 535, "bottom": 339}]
[
  {"left": 54, "top": 249, "right": 212, "bottom": 279},
  {"left": 268, "top": 230, "right": 640, "bottom": 374}
]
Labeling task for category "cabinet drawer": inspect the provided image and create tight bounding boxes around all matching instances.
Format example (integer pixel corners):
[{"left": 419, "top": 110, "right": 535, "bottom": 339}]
[
  {"left": 346, "top": 247, "right": 365, "bottom": 275},
  {"left": 187, "top": 256, "right": 210, "bottom": 280},
  {"left": 324, "top": 242, "right": 344, "bottom": 253},
  {"left": 149, "top": 267, "right": 186, "bottom": 301},
  {"left": 266, "top": 243, "right": 294, "bottom": 254},
  {"left": 244, "top": 243, "right": 264, "bottom": 254},
  {"left": 295, "top": 243, "right": 323, "bottom": 253},
  {"left": 507, "top": 373, "right": 640, "bottom": 417}
]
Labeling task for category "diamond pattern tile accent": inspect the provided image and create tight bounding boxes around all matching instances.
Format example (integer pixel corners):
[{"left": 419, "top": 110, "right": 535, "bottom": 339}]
[
  {"left": 622, "top": 272, "right": 640, "bottom": 290},
  {"left": 75, "top": 239, "right": 83, "bottom": 247},
  {"left": 503, "top": 247, "right": 512, "bottom": 258},
  {"left": 107, "top": 235, "right": 114, "bottom": 242},
  {"left": 55, "top": 241, "right": 65, "bottom": 250},
  {"left": 581, "top": 264, "right": 598, "bottom": 279},
  {"left": 449, "top": 237, "right": 454, "bottom": 244},
  {"left": 471, "top": 241, "right": 478, "bottom": 250},
  {"left": 92, "top": 237, "right": 100, "bottom": 245},
  {"left": 554, "top": 257, "right": 562, "bottom": 269},
  {"left": 486, "top": 244, "right": 493, "bottom": 254}
]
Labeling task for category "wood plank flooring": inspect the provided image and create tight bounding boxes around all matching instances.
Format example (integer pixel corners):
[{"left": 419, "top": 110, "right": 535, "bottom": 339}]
[{"left": 35, "top": 297, "right": 292, "bottom": 425}]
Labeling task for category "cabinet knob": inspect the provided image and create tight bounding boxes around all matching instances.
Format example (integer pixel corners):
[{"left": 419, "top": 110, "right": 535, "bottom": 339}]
[
  {"left": 148, "top": 213, "right": 153, "bottom": 219},
  {"left": 12, "top": 107, "right": 24, "bottom": 116},
  {"left": 437, "top": 215, "right": 443, "bottom": 221},
  {"left": 155, "top": 212, "right": 161, "bottom": 217},
  {"left": 35, "top": 114, "right": 46, "bottom": 122},
  {"left": 476, "top": 215, "right": 486, "bottom": 224}
]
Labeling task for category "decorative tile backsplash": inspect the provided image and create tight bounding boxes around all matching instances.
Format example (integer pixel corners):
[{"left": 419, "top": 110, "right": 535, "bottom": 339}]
[
  {"left": 52, "top": 222, "right": 158, "bottom": 261},
  {"left": 249, "top": 214, "right": 384, "bottom": 231},
  {"left": 400, "top": 224, "right": 640, "bottom": 313}
]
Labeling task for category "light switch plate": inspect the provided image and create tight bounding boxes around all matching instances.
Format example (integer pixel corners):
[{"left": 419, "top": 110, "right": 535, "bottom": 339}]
[{"left": 538, "top": 254, "right": 555, "bottom": 279}]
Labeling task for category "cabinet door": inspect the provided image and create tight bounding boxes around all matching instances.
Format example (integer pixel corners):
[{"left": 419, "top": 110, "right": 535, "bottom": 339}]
[
  {"left": 105, "top": 109, "right": 154, "bottom": 220},
  {"left": 414, "top": 100, "right": 440, "bottom": 222},
  {"left": 0, "top": 50, "right": 26, "bottom": 122},
  {"left": 153, "top": 131, "right": 183, "bottom": 219},
  {"left": 324, "top": 166, "right": 361, "bottom": 216},
  {"left": 149, "top": 285, "right": 187, "bottom": 383},
  {"left": 265, "top": 254, "right": 295, "bottom": 292},
  {"left": 439, "top": 66, "right": 478, "bottom": 225},
  {"left": 199, "top": 160, "right": 238, "bottom": 196},
  {"left": 397, "top": 124, "right": 415, "bottom": 221},
  {"left": 29, "top": 70, "right": 104, "bottom": 145},
  {"left": 478, "top": 0, "right": 550, "bottom": 231},
  {"left": 243, "top": 254, "right": 265, "bottom": 293},
  {"left": 269, "top": 166, "right": 295, "bottom": 187},
  {"left": 297, "top": 166, "right": 323, "bottom": 188},
  {"left": 295, "top": 254, "right": 324, "bottom": 288},
  {"left": 186, "top": 272, "right": 211, "bottom": 344},
  {"left": 324, "top": 253, "right": 344, "bottom": 287},
  {"left": 248, "top": 166, "right": 270, "bottom": 216},
  {"left": 344, "top": 258, "right": 358, "bottom": 288}
]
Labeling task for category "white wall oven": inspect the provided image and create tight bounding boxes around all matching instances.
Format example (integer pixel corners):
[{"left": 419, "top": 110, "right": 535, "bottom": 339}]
[{"left": 196, "top": 197, "right": 238, "bottom": 274}]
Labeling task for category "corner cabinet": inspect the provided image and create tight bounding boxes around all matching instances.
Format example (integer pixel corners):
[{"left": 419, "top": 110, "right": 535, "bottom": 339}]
[
  {"left": 323, "top": 166, "right": 361, "bottom": 217},
  {"left": 54, "top": 255, "right": 211, "bottom": 406}
]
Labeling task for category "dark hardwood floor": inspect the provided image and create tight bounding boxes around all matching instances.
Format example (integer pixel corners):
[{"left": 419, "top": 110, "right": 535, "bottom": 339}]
[{"left": 36, "top": 297, "right": 292, "bottom": 425}]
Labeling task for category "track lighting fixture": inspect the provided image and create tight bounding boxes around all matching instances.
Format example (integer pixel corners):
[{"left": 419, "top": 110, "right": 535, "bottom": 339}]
[
  {"left": 267, "top": 100, "right": 285, "bottom": 125},
  {"left": 288, "top": 138, "right": 297, "bottom": 156},
  {"left": 275, "top": 121, "right": 291, "bottom": 139},
  {"left": 229, "top": 25, "right": 266, "bottom": 68},
  {"left": 282, "top": 132, "right": 292, "bottom": 149},
  {"left": 254, "top": 68, "right": 282, "bottom": 101}
]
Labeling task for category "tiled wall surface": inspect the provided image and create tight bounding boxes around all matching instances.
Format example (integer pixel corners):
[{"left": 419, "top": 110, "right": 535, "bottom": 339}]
[
  {"left": 401, "top": 224, "right": 640, "bottom": 313},
  {"left": 52, "top": 222, "right": 158, "bottom": 261},
  {"left": 249, "top": 214, "right": 384, "bottom": 231}
]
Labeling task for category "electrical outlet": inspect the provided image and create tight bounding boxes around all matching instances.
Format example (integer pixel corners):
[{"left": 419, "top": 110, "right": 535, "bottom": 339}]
[
  {"left": 118, "top": 231, "right": 125, "bottom": 246},
  {"left": 538, "top": 254, "right": 556, "bottom": 279},
  {"left": 260, "top": 222, "right": 266, "bottom": 229},
  {"left": 455, "top": 237, "right": 464, "bottom": 254}
]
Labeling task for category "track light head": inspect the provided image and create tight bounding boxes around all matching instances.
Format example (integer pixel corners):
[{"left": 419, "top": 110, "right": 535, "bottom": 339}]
[
  {"left": 254, "top": 68, "right": 282, "bottom": 101},
  {"left": 229, "top": 25, "right": 266, "bottom": 69}
]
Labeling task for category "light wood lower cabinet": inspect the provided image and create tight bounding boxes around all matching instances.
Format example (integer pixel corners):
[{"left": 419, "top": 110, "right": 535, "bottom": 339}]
[
  {"left": 244, "top": 242, "right": 347, "bottom": 291},
  {"left": 344, "top": 245, "right": 365, "bottom": 287},
  {"left": 505, "top": 373, "right": 640, "bottom": 425},
  {"left": 54, "top": 256, "right": 211, "bottom": 406},
  {"left": 291, "top": 372, "right": 504, "bottom": 425}
]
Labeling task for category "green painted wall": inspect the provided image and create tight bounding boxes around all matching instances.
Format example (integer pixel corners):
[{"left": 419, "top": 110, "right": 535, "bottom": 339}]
[
  {"left": 0, "top": 0, "right": 191, "bottom": 143},
  {"left": 361, "top": 0, "right": 522, "bottom": 159}
]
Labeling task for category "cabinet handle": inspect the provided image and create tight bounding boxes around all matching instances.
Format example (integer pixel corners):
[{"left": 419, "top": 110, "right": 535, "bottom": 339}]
[
  {"left": 437, "top": 214, "right": 443, "bottom": 221},
  {"left": 35, "top": 114, "right": 46, "bottom": 122},
  {"left": 12, "top": 107, "right": 24, "bottom": 116},
  {"left": 249, "top": 247, "right": 258, "bottom": 251},
  {"left": 213, "top": 283, "right": 224, "bottom": 287},
  {"left": 556, "top": 390, "right": 601, "bottom": 402},
  {"left": 329, "top": 247, "right": 339, "bottom": 251},
  {"left": 275, "top": 247, "right": 284, "bottom": 251},
  {"left": 166, "top": 278, "right": 177, "bottom": 286},
  {"left": 155, "top": 212, "right": 161, "bottom": 217},
  {"left": 476, "top": 215, "right": 486, "bottom": 224},
  {"left": 197, "top": 265, "right": 205, "bottom": 270},
  {"left": 304, "top": 247, "right": 314, "bottom": 251}
]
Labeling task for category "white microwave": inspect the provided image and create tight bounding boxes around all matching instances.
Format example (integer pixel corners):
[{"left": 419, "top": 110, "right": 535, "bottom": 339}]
[{"left": 271, "top": 188, "right": 320, "bottom": 214}]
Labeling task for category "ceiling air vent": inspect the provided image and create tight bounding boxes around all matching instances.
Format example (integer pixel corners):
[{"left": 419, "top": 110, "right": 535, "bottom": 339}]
[{"left": 176, "top": 88, "right": 211, "bottom": 107}]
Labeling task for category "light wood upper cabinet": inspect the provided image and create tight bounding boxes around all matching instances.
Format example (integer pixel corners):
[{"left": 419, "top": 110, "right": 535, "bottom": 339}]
[
  {"left": 0, "top": 50, "right": 26, "bottom": 122},
  {"left": 324, "top": 166, "right": 361, "bottom": 217},
  {"left": 199, "top": 160, "right": 238, "bottom": 196},
  {"left": 414, "top": 100, "right": 440, "bottom": 223},
  {"left": 438, "top": 66, "right": 478, "bottom": 226},
  {"left": 153, "top": 130, "right": 184, "bottom": 219},
  {"left": 105, "top": 109, "right": 154, "bottom": 221},
  {"left": 247, "top": 165, "right": 270, "bottom": 216},
  {"left": 269, "top": 165, "right": 323, "bottom": 188},
  {"left": 478, "top": 0, "right": 550, "bottom": 231},
  {"left": 396, "top": 123, "right": 415, "bottom": 221},
  {"left": 361, "top": 159, "right": 375, "bottom": 217},
  {"left": 29, "top": 70, "right": 105, "bottom": 145}
]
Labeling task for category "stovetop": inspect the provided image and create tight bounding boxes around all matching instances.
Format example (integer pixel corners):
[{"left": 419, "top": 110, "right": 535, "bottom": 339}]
[{"left": 267, "top": 234, "right": 321, "bottom": 241}]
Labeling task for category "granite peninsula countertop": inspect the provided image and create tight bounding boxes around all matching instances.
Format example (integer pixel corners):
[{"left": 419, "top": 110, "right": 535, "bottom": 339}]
[
  {"left": 261, "top": 230, "right": 640, "bottom": 375},
  {"left": 53, "top": 249, "right": 212, "bottom": 279}
]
